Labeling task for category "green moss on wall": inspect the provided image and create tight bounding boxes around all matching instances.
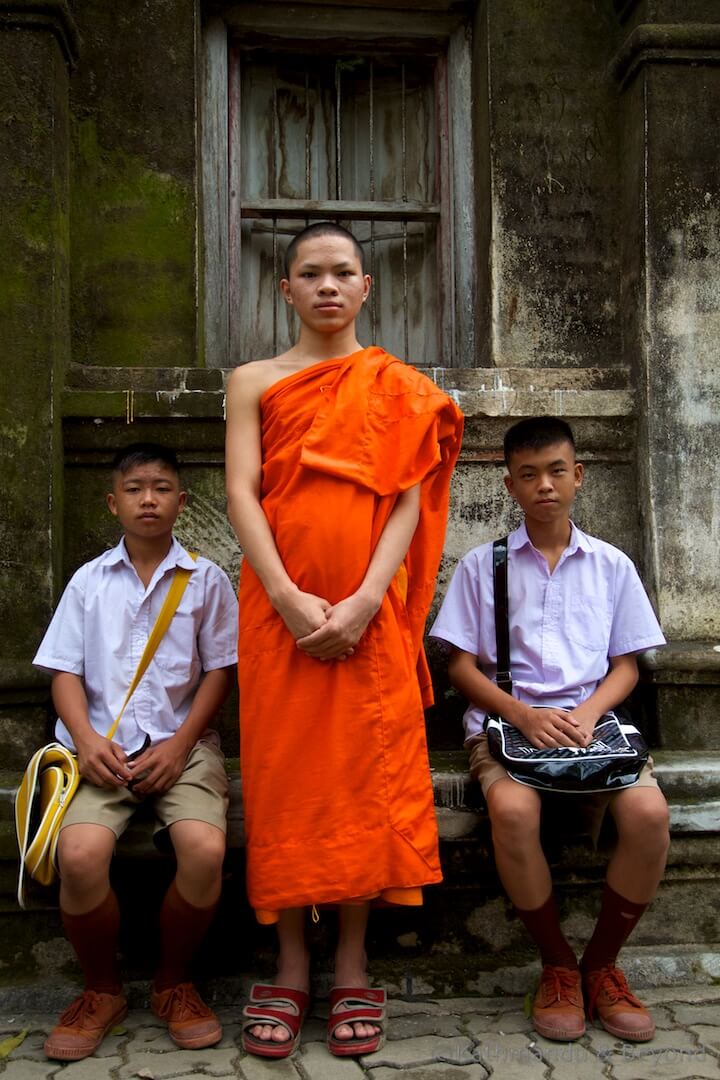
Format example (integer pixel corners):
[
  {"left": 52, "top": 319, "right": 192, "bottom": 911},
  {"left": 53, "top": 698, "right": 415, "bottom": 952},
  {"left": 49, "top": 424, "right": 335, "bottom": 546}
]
[{"left": 71, "top": 119, "right": 196, "bottom": 367}]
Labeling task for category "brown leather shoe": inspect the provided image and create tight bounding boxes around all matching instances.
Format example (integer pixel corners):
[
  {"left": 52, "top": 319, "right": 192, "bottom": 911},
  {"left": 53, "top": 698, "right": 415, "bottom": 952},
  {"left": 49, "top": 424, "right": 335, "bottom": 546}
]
[
  {"left": 44, "top": 989, "right": 128, "bottom": 1060},
  {"left": 151, "top": 982, "right": 222, "bottom": 1049},
  {"left": 584, "top": 964, "right": 655, "bottom": 1042},
  {"left": 532, "top": 965, "right": 585, "bottom": 1041}
]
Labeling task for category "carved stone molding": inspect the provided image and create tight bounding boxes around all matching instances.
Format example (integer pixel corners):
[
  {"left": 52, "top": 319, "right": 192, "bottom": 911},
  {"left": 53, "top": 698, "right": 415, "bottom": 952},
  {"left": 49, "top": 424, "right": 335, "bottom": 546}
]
[
  {"left": 0, "top": 1, "right": 79, "bottom": 67},
  {"left": 611, "top": 22, "right": 720, "bottom": 86}
]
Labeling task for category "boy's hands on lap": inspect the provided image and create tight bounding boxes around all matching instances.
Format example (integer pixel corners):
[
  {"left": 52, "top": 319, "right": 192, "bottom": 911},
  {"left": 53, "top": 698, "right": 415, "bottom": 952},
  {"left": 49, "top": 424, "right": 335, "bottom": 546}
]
[
  {"left": 515, "top": 705, "right": 590, "bottom": 750},
  {"left": 565, "top": 702, "right": 600, "bottom": 745},
  {"left": 75, "top": 730, "right": 132, "bottom": 789},
  {"left": 126, "top": 734, "right": 191, "bottom": 796}
]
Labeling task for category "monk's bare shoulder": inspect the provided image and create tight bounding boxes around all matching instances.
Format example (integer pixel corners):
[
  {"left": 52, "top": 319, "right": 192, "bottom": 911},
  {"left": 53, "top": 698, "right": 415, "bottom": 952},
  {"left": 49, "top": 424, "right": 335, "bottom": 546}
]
[{"left": 227, "top": 353, "right": 304, "bottom": 405}]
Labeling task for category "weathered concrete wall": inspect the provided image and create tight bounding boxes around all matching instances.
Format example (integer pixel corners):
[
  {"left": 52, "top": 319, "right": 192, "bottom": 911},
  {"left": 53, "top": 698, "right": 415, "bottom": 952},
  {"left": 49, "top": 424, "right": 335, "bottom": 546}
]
[
  {"left": 640, "top": 65, "right": 720, "bottom": 640},
  {"left": 1, "top": 0, "right": 719, "bottom": 989},
  {"left": 68, "top": 0, "right": 198, "bottom": 367},
  {"left": 615, "top": 21, "right": 720, "bottom": 640},
  {"left": 0, "top": 5, "right": 77, "bottom": 764},
  {"left": 484, "top": 0, "right": 622, "bottom": 368}
]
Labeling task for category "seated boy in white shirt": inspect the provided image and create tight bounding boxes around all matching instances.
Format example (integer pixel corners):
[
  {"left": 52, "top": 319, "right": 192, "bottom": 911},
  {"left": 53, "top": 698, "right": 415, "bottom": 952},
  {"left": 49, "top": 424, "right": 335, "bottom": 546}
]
[
  {"left": 430, "top": 417, "right": 669, "bottom": 1044},
  {"left": 33, "top": 443, "right": 238, "bottom": 1061}
]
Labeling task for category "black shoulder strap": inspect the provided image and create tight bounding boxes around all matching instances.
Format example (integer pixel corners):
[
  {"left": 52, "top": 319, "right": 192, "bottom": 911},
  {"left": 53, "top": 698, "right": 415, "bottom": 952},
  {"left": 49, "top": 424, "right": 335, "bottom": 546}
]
[{"left": 492, "top": 537, "right": 512, "bottom": 695}]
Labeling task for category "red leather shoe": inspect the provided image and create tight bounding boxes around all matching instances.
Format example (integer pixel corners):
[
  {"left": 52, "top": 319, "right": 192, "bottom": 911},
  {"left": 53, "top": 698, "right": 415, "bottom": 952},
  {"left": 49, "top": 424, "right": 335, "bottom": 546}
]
[
  {"left": 151, "top": 982, "right": 222, "bottom": 1049},
  {"left": 532, "top": 965, "right": 585, "bottom": 1041},
  {"left": 44, "top": 990, "right": 127, "bottom": 1060},
  {"left": 584, "top": 964, "right": 655, "bottom": 1042}
]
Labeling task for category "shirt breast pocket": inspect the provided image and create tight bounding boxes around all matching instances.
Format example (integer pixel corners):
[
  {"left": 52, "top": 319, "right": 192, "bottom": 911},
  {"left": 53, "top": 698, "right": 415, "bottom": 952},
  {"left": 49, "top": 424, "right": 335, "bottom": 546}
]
[
  {"left": 154, "top": 610, "right": 199, "bottom": 677},
  {"left": 566, "top": 594, "right": 611, "bottom": 652}
]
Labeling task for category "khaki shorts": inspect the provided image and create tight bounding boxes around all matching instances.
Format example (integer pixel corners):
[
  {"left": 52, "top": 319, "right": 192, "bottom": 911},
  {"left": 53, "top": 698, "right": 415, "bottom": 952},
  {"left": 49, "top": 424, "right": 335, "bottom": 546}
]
[
  {"left": 467, "top": 733, "right": 661, "bottom": 844},
  {"left": 60, "top": 741, "right": 229, "bottom": 841}
]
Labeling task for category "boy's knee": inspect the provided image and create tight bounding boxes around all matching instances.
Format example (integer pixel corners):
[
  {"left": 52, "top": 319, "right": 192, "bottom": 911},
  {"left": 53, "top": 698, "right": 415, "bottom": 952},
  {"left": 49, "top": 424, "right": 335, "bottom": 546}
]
[
  {"left": 487, "top": 782, "right": 541, "bottom": 844},
  {"left": 58, "top": 832, "right": 113, "bottom": 884},
  {"left": 171, "top": 822, "right": 226, "bottom": 874},
  {"left": 616, "top": 791, "right": 670, "bottom": 852}
]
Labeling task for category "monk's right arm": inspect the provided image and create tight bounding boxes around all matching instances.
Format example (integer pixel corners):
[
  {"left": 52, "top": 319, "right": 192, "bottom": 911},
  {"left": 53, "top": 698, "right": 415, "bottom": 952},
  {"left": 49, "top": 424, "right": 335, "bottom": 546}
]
[{"left": 225, "top": 367, "right": 331, "bottom": 640}]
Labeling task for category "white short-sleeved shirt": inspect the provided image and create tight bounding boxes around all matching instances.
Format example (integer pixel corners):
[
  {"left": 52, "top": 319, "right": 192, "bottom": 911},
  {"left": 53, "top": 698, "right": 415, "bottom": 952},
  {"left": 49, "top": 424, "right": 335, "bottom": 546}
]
[
  {"left": 429, "top": 522, "right": 666, "bottom": 741},
  {"left": 33, "top": 536, "right": 238, "bottom": 753}
]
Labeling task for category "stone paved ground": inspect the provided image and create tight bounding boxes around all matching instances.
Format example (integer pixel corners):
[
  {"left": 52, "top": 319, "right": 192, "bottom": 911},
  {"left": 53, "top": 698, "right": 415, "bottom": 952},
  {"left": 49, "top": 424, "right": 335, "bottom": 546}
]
[{"left": 0, "top": 985, "right": 718, "bottom": 1079}]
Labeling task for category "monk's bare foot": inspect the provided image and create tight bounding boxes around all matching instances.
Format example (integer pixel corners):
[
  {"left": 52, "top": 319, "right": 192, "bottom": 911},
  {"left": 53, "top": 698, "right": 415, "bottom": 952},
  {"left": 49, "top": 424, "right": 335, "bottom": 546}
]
[
  {"left": 248, "top": 956, "right": 310, "bottom": 1044},
  {"left": 333, "top": 954, "right": 380, "bottom": 1041}
]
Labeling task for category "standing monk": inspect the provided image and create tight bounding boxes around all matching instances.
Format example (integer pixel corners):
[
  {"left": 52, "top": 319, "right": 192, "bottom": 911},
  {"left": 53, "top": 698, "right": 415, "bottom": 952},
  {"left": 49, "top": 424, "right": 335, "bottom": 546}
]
[{"left": 225, "top": 223, "right": 462, "bottom": 1059}]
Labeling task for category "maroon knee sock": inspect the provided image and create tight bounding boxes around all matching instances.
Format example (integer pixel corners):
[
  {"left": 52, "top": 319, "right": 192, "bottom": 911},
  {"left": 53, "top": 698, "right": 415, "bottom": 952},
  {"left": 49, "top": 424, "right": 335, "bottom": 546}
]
[
  {"left": 581, "top": 883, "right": 648, "bottom": 973},
  {"left": 153, "top": 880, "right": 219, "bottom": 992},
  {"left": 515, "top": 893, "right": 578, "bottom": 969},
  {"left": 61, "top": 890, "right": 122, "bottom": 994}
]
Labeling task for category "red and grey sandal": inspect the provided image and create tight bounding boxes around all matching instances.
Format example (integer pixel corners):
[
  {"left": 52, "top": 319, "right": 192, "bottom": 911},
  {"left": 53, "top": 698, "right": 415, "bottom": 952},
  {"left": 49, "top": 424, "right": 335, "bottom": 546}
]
[
  {"left": 327, "top": 986, "right": 386, "bottom": 1057},
  {"left": 241, "top": 983, "right": 310, "bottom": 1059}
]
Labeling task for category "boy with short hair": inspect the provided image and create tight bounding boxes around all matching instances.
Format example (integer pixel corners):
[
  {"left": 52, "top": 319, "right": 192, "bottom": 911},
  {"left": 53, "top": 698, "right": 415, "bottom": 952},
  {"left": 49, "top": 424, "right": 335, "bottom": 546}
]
[
  {"left": 225, "top": 222, "right": 462, "bottom": 1057},
  {"left": 430, "top": 417, "right": 669, "bottom": 1043},
  {"left": 33, "top": 443, "right": 238, "bottom": 1061}
]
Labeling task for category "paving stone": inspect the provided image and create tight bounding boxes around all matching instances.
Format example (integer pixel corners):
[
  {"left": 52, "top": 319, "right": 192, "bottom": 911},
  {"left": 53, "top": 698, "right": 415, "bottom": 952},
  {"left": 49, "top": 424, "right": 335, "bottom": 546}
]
[
  {"left": 385, "top": 1000, "right": 443, "bottom": 1018},
  {"left": 362, "top": 1035, "right": 475, "bottom": 1068},
  {"left": 117, "top": 1048, "right": 231, "bottom": 1078},
  {"left": 49, "top": 1058, "right": 123, "bottom": 1080},
  {"left": 642, "top": 986, "right": 720, "bottom": 1006},
  {"left": 650, "top": 1006, "right": 678, "bottom": 1031},
  {"left": 627, "top": 1029, "right": 701, "bottom": 1053},
  {"left": 464, "top": 1009, "right": 532, "bottom": 1035},
  {"left": 0, "top": 1028, "right": 48, "bottom": 1062},
  {"left": 583, "top": 1025, "right": 631, "bottom": 1058},
  {"left": 0, "top": 1063, "right": 61, "bottom": 1080},
  {"left": 386, "top": 999, "right": 501, "bottom": 1018},
  {"left": 528, "top": 1037, "right": 605, "bottom": 1080},
  {"left": 130, "top": 1026, "right": 176, "bottom": 1050},
  {"left": 370, "top": 1065, "right": 489, "bottom": 1080},
  {"left": 203, "top": 1048, "right": 243, "bottom": 1076},
  {"left": 299, "top": 1042, "right": 366, "bottom": 1078},
  {"left": 674, "top": 1005, "right": 720, "bottom": 1026},
  {"left": 471, "top": 1033, "right": 545, "bottom": 1079},
  {"left": 584, "top": 1022, "right": 702, "bottom": 1060},
  {"left": 610, "top": 1048, "right": 720, "bottom": 1080},
  {"left": 387, "top": 1014, "right": 462, "bottom": 1040},
  {"left": 238, "top": 1054, "right": 302, "bottom": 1079},
  {"left": 690, "top": 1025, "right": 720, "bottom": 1052}
]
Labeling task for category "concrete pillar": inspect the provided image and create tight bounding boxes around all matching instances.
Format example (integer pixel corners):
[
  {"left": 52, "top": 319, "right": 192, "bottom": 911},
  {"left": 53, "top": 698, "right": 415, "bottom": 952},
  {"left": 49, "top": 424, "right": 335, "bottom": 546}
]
[
  {"left": 614, "top": 13, "right": 720, "bottom": 746},
  {"left": 0, "top": 2, "right": 78, "bottom": 762},
  {"left": 615, "top": 19, "right": 720, "bottom": 641}
]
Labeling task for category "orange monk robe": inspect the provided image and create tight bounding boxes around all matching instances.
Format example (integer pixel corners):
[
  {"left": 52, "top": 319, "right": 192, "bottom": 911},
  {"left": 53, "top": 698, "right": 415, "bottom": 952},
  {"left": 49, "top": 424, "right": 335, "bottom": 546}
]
[{"left": 238, "top": 346, "right": 463, "bottom": 921}]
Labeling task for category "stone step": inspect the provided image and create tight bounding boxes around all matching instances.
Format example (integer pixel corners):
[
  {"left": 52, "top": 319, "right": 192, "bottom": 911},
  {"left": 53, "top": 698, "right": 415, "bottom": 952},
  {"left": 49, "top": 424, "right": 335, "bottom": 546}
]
[
  {"left": 429, "top": 749, "right": 720, "bottom": 838},
  {"left": 3, "top": 749, "right": 720, "bottom": 841},
  {"left": 1, "top": 748, "right": 719, "bottom": 992}
]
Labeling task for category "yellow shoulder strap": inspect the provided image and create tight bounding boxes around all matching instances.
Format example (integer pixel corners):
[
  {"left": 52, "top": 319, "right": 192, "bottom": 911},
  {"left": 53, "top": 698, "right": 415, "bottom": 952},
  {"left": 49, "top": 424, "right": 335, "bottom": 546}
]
[{"left": 106, "top": 553, "right": 198, "bottom": 741}]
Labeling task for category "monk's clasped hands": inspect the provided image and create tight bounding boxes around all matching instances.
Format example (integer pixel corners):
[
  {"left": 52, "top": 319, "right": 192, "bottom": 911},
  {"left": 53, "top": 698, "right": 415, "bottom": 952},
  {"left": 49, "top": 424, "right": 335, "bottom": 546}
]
[{"left": 296, "top": 592, "right": 379, "bottom": 662}]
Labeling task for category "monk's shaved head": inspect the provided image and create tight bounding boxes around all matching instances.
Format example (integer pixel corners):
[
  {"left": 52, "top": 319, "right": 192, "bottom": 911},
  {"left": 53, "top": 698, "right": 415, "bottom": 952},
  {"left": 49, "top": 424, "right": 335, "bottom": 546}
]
[{"left": 283, "top": 222, "right": 365, "bottom": 278}]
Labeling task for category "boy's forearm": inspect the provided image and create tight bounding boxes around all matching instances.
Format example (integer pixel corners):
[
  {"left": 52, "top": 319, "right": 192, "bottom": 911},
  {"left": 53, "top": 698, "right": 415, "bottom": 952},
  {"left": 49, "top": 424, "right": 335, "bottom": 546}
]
[
  {"left": 51, "top": 672, "right": 96, "bottom": 746},
  {"left": 448, "top": 652, "right": 529, "bottom": 728},
  {"left": 570, "top": 654, "right": 639, "bottom": 726}
]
